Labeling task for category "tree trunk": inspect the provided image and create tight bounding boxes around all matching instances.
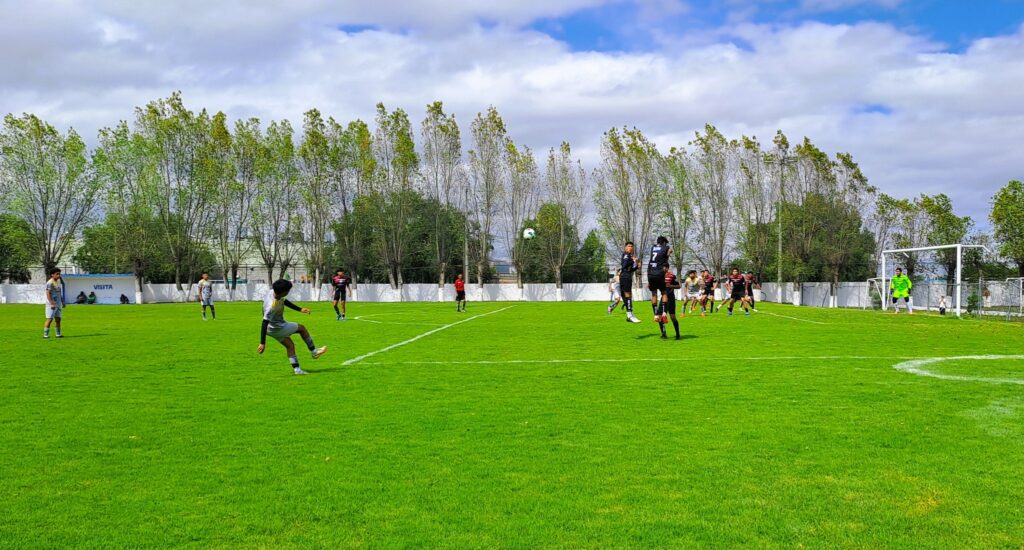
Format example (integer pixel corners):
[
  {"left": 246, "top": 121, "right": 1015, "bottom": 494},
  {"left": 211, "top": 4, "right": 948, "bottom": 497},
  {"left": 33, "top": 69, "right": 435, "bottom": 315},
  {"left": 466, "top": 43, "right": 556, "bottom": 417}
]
[
  {"left": 266, "top": 265, "right": 275, "bottom": 285},
  {"left": 555, "top": 266, "right": 562, "bottom": 289},
  {"left": 387, "top": 267, "right": 397, "bottom": 289},
  {"left": 438, "top": 262, "right": 447, "bottom": 288}
]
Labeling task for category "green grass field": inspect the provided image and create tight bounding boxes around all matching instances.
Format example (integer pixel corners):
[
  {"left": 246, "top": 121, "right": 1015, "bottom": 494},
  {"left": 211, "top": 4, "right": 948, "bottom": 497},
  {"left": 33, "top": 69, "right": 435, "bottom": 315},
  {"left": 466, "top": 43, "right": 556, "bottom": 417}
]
[{"left": 2, "top": 299, "right": 1023, "bottom": 547}]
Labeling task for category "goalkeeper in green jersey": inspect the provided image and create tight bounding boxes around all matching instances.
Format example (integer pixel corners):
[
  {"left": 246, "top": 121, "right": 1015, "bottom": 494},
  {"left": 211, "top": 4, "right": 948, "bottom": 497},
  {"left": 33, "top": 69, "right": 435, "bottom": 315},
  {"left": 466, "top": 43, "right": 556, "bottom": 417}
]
[{"left": 890, "top": 267, "right": 914, "bottom": 314}]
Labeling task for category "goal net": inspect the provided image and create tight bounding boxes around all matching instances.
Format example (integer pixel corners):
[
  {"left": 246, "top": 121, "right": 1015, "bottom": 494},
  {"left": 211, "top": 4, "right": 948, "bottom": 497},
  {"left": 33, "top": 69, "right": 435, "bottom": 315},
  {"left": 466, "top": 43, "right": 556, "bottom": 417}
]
[{"left": 870, "top": 244, "right": 989, "bottom": 317}]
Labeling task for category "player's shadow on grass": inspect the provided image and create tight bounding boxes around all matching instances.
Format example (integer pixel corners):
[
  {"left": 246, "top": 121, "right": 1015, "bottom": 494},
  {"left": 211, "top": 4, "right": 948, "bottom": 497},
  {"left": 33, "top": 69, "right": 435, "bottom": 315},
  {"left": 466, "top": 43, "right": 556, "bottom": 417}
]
[
  {"left": 302, "top": 367, "right": 343, "bottom": 374},
  {"left": 61, "top": 333, "right": 109, "bottom": 338},
  {"left": 636, "top": 334, "right": 697, "bottom": 341}
]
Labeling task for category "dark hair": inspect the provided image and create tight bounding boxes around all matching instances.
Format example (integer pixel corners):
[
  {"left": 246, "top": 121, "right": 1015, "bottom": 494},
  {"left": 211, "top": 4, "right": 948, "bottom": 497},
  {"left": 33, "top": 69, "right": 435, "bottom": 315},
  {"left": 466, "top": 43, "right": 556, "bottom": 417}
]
[
  {"left": 51, "top": 268, "right": 61, "bottom": 275},
  {"left": 731, "top": 267, "right": 739, "bottom": 272},
  {"left": 688, "top": 270, "right": 697, "bottom": 276},
  {"left": 337, "top": 268, "right": 343, "bottom": 273},
  {"left": 656, "top": 236, "right": 668, "bottom": 245},
  {"left": 272, "top": 279, "right": 293, "bottom": 296},
  {"left": 201, "top": 271, "right": 209, "bottom": 276},
  {"left": 625, "top": 241, "right": 634, "bottom": 247},
  {"left": 895, "top": 266, "right": 903, "bottom": 271}
]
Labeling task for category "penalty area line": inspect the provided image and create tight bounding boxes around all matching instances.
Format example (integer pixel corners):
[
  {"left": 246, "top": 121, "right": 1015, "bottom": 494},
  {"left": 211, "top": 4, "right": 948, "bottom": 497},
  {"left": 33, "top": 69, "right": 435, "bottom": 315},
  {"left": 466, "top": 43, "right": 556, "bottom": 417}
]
[
  {"left": 759, "top": 311, "right": 827, "bottom": 325},
  {"left": 342, "top": 306, "right": 515, "bottom": 366},
  {"left": 363, "top": 355, "right": 915, "bottom": 366}
]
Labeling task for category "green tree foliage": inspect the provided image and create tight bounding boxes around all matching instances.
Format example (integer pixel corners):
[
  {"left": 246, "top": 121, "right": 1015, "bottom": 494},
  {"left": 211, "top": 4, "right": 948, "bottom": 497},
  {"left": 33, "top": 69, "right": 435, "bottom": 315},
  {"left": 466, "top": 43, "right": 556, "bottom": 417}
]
[
  {"left": 990, "top": 180, "right": 1024, "bottom": 275},
  {"left": 519, "top": 205, "right": 606, "bottom": 283},
  {"left": 74, "top": 213, "right": 215, "bottom": 284},
  {"left": 0, "top": 114, "right": 102, "bottom": 272},
  {"left": 0, "top": 214, "right": 35, "bottom": 282},
  {"left": 919, "top": 193, "right": 973, "bottom": 287}
]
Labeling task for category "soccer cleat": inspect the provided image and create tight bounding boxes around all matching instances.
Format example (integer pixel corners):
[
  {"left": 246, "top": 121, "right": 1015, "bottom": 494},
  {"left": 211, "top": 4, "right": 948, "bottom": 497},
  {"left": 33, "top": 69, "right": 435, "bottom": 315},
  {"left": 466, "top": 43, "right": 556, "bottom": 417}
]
[
  {"left": 675, "top": 335, "right": 682, "bottom": 340},
  {"left": 341, "top": 315, "right": 346, "bottom": 320},
  {"left": 745, "top": 311, "right": 751, "bottom": 316},
  {"left": 293, "top": 367, "right": 308, "bottom": 375},
  {"left": 627, "top": 314, "right": 642, "bottom": 323},
  {"left": 311, "top": 346, "right": 328, "bottom": 360},
  {"left": 56, "top": 333, "right": 63, "bottom": 338},
  {"left": 43, "top": 334, "right": 49, "bottom": 339},
  {"left": 336, "top": 314, "right": 341, "bottom": 320},
  {"left": 727, "top": 310, "right": 733, "bottom": 316},
  {"left": 661, "top": 334, "right": 668, "bottom": 340}
]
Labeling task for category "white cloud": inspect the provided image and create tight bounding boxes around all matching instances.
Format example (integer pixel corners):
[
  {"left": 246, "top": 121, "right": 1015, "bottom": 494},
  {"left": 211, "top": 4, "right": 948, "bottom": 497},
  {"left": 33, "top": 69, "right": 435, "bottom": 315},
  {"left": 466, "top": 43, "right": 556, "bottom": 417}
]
[{"left": 0, "top": 1, "right": 1021, "bottom": 225}]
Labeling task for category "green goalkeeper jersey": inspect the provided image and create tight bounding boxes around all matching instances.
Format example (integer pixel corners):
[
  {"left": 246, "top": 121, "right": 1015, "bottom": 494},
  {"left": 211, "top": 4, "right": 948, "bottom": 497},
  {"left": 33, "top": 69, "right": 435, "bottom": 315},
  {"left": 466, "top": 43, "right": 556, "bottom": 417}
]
[{"left": 891, "top": 274, "right": 912, "bottom": 298}]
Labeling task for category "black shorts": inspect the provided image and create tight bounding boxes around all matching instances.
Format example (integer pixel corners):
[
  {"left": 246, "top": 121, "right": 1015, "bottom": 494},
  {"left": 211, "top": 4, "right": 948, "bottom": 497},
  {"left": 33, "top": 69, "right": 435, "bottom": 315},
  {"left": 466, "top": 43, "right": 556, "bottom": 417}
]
[
  {"left": 456, "top": 290, "right": 466, "bottom": 301},
  {"left": 648, "top": 275, "right": 667, "bottom": 294},
  {"left": 731, "top": 290, "right": 746, "bottom": 301},
  {"left": 703, "top": 286, "right": 715, "bottom": 297},
  {"left": 619, "top": 277, "right": 633, "bottom": 297},
  {"left": 333, "top": 289, "right": 346, "bottom": 302},
  {"left": 663, "top": 294, "right": 677, "bottom": 315}
]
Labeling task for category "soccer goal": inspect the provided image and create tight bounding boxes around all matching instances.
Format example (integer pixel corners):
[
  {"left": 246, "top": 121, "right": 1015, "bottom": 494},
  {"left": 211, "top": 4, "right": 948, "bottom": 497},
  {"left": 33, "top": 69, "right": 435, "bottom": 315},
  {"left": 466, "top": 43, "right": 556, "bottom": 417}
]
[
  {"left": 1006, "top": 278, "right": 1024, "bottom": 320},
  {"left": 875, "top": 244, "right": 989, "bottom": 318}
]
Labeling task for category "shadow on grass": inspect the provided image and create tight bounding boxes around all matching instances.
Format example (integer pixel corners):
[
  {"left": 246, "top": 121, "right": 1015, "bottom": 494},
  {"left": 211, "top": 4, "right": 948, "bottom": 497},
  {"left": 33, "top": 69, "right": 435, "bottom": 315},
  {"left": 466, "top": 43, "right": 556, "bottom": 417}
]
[
  {"left": 636, "top": 333, "right": 698, "bottom": 341},
  {"left": 54, "top": 333, "right": 109, "bottom": 338}
]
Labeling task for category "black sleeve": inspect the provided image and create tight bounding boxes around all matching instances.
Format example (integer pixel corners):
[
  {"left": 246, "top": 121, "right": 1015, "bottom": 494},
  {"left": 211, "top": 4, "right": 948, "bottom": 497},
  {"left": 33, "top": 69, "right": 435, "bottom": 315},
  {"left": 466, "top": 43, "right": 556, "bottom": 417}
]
[
  {"left": 283, "top": 300, "right": 303, "bottom": 312},
  {"left": 260, "top": 319, "right": 269, "bottom": 345}
]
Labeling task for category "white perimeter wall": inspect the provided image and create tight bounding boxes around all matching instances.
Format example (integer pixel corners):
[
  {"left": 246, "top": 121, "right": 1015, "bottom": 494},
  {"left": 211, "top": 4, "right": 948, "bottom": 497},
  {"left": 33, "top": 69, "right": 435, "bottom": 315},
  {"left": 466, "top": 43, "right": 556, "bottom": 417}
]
[{"left": 1, "top": 282, "right": 615, "bottom": 304}]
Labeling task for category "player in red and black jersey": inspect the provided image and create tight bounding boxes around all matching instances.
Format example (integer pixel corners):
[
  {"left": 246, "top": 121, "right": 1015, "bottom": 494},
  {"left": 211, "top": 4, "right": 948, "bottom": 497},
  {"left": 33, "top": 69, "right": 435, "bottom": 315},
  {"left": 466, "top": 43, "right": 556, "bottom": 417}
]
[
  {"left": 660, "top": 266, "right": 682, "bottom": 340},
  {"left": 455, "top": 273, "right": 466, "bottom": 312},
  {"left": 721, "top": 267, "right": 751, "bottom": 316},
  {"left": 331, "top": 269, "right": 349, "bottom": 320},
  {"left": 699, "top": 269, "right": 717, "bottom": 314}
]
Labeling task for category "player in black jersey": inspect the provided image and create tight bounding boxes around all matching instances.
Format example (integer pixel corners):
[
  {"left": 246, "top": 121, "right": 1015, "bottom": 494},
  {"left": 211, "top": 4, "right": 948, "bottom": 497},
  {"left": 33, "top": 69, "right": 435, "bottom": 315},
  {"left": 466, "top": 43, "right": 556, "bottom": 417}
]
[
  {"left": 619, "top": 241, "right": 641, "bottom": 323},
  {"left": 331, "top": 269, "right": 349, "bottom": 320},
  {"left": 699, "top": 269, "right": 717, "bottom": 314},
  {"left": 722, "top": 267, "right": 751, "bottom": 316},
  {"left": 745, "top": 271, "right": 760, "bottom": 312},
  {"left": 647, "top": 236, "right": 671, "bottom": 321},
  {"left": 661, "top": 265, "right": 682, "bottom": 339}
]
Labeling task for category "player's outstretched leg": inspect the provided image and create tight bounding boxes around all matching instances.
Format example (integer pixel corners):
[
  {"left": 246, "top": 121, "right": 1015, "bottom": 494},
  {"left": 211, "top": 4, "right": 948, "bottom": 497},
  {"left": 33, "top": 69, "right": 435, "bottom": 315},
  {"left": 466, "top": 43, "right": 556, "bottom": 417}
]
[{"left": 297, "top": 324, "right": 328, "bottom": 360}]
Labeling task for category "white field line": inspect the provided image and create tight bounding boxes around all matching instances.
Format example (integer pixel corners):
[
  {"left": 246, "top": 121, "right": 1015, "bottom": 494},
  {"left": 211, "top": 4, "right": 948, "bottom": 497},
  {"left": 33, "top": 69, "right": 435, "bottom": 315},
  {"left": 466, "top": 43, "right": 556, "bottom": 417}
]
[
  {"left": 892, "top": 355, "right": 1024, "bottom": 385},
  {"left": 759, "top": 311, "right": 827, "bottom": 325},
  {"left": 351, "top": 316, "right": 447, "bottom": 326},
  {"left": 363, "top": 355, "right": 914, "bottom": 366},
  {"left": 343, "top": 306, "right": 515, "bottom": 366}
]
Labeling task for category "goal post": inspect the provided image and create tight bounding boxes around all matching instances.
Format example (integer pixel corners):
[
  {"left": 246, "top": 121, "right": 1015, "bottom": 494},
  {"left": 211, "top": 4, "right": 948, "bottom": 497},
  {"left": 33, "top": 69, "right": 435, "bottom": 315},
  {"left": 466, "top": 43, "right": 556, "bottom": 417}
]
[
  {"left": 1007, "top": 277, "right": 1024, "bottom": 320},
  {"left": 879, "top": 244, "right": 989, "bottom": 318}
]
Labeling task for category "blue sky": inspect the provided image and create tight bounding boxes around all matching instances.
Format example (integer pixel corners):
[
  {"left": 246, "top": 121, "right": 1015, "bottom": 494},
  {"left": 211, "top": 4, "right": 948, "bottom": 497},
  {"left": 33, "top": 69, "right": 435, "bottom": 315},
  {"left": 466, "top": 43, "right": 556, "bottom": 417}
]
[
  {"left": 1, "top": 0, "right": 1023, "bottom": 226},
  {"left": 533, "top": 0, "right": 1024, "bottom": 53}
]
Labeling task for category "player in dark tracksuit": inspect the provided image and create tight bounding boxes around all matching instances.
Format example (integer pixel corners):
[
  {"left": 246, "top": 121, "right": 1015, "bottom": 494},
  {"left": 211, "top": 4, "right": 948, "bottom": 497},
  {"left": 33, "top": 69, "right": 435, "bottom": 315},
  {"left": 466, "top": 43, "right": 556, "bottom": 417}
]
[
  {"left": 620, "top": 241, "right": 641, "bottom": 323},
  {"left": 647, "top": 236, "right": 671, "bottom": 328}
]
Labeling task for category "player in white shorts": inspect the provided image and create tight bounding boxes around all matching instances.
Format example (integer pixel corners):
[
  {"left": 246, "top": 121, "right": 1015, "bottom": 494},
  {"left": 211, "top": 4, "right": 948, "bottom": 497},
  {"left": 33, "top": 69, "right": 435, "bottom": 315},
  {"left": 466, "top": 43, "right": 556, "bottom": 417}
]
[
  {"left": 197, "top": 272, "right": 215, "bottom": 320},
  {"left": 43, "top": 268, "right": 64, "bottom": 338},
  {"left": 682, "top": 270, "right": 702, "bottom": 316},
  {"left": 606, "top": 271, "right": 622, "bottom": 314},
  {"left": 257, "top": 279, "right": 328, "bottom": 375}
]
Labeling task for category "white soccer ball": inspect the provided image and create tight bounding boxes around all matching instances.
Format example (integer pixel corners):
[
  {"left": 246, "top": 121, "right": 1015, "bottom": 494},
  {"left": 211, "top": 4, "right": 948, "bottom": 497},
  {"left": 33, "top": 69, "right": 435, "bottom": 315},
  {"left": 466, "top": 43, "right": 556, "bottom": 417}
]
[{"left": 522, "top": 228, "right": 536, "bottom": 240}]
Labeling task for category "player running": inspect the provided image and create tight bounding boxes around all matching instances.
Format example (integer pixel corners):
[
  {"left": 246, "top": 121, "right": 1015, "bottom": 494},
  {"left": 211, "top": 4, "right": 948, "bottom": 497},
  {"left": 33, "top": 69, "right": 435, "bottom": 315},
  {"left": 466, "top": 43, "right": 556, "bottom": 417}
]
[
  {"left": 647, "top": 236, "right": 671, "bottom": 322},
  {"left": 682, "top": 270, "right": 702, "bottom": 316},
  {"left": 722, "top": 268, "right": 751, "bottom": 316},
  {"left": 197, "top": 272, "right": 215, "bottom": 320},
  {"left": 620, "top": 241, "right": 641, "bottom": 323},
  {"left": 331, "top": 269, "right": 348, "bottom": 320},
  {"left": 745, "top": 271, "right": 760, "bottom": 312},
  {"left": 257, "top": 279, "right": 328, "bottom": 375},
  {"left": 607, "top": 271, "right": 623, "bottom": 314},
  {"left": 699, "top": 269, "right": 717, "bottom": 314},
  {"left": 661, "top": 266, "right": 682, "bottom": 340},
  {"left": 455, "top": 273, "right": 467, "bottom": 312},
  {"left": 890, "top": 267, "right": 913, "bottom": 314},
  {"left": 43, "top": 268, "right": 64, "bottom": 339}
]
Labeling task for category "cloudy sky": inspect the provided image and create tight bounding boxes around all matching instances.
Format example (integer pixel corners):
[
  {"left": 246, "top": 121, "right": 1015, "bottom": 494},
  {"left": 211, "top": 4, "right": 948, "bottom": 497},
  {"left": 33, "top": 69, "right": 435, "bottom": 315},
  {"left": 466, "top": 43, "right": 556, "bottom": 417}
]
[{"left": 2, "top": 0, "right": 1023, "bottom": 226}]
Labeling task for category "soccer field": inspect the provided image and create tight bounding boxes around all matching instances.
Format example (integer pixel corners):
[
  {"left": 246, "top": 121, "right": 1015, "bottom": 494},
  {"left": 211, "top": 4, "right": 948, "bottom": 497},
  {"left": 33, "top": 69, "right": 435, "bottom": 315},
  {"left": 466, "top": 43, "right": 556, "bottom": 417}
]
[{"left": 2, "top": 301, "right": 1023, "bottom": 547}]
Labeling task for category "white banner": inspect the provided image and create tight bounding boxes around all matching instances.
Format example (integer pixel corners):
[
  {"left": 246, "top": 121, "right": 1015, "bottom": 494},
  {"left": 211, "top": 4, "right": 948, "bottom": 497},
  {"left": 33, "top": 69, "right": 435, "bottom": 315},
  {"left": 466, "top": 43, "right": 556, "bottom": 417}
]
[{"left": 62, "top": 274, "right": 136, "bottom": 305}]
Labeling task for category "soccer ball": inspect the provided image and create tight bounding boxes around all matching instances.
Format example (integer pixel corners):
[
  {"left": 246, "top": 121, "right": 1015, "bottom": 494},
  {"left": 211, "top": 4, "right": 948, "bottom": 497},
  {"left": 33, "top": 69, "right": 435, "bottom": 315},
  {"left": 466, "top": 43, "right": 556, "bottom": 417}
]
[{"left": 522, "top": 228, "right": 536, "bottom": 240}]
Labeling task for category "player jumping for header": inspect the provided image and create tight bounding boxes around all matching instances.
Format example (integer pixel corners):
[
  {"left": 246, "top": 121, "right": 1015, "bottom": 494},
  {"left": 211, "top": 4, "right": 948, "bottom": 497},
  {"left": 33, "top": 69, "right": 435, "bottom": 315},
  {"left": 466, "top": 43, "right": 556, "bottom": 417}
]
[
  {"left": 331, "top": 269, "right": 348, "bottom": 320},
  {"left": 257, "top": 279, "right": 328, "bottom": 375},
  {"left": 647, "top": 236, "right": 672, "bottom": 328},
  {"left": 620, "top": 241, "right": 641, "bottom": 323},
  {"left": 891, "top": 267, "right": 913, "bottom": 314},
  {"left": 197, "top": 272, "right": 215, "bottom": 320}
]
